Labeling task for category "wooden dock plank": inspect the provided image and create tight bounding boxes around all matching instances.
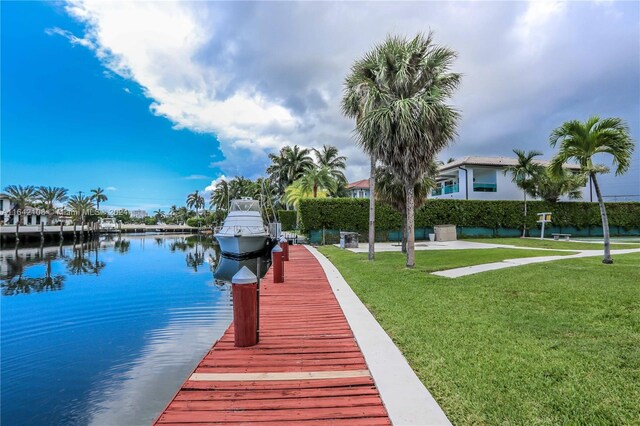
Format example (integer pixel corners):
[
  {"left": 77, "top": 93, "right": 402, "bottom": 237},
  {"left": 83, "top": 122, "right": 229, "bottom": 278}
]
[{"left": 154, "top": 246, "right": 390, "bottom": 425}]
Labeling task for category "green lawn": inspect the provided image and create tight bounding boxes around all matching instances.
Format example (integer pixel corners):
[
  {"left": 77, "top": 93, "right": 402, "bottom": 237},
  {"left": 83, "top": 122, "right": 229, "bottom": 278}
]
[
  {"left": 465, "top": 237, "right": 640, "bottom": 251},
  {"left": 318, "top": 246, "right": 640, "bottom": 425},
  {"left": 333, "top": 248, "right": 575, "bottom": 274}
]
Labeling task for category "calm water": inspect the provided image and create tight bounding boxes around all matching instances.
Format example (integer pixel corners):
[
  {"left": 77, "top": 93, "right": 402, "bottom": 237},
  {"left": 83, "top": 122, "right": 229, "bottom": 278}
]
[{"left": 1, "top": 234, "right": 238, "bottom": 425}]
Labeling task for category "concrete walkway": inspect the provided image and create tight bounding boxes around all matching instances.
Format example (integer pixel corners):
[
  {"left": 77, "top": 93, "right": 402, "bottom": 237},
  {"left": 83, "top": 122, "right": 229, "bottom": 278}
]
[
  {"left": 341, "top": 240, "right": 580, "bottom": 253},
  {"left": 432, "top": 248, "right": 640, "bottom": 278},
  {"left": 308, "top": 246, "right": 451, "bottom": 425}
]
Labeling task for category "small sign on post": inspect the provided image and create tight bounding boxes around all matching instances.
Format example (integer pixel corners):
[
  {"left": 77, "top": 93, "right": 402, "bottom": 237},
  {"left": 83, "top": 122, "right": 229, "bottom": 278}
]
[{"left": 536, "top": 212, "right": 552, "bottom": 240}]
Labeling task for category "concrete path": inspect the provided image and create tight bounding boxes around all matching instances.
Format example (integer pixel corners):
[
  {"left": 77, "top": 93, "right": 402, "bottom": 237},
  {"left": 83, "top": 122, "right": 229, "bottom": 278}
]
[
  {"left": 341, "top": 240, "right": 580, "bottom": 253},
  {"left": 432, "top": 248, "right": 640, "bottom": 278},
  {"left": 308, "top": 245, "right": 452, "bottom": 426}
]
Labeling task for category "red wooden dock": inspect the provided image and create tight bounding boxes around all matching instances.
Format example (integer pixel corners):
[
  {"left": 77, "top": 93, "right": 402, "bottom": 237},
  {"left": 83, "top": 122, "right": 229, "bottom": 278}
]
[{"left": 155, "top": 245, "right": 390, "bottom": 425}]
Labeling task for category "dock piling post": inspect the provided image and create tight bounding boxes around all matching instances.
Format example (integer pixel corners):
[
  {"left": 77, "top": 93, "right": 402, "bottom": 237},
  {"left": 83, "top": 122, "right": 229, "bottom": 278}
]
[
  {"left": 279, "top": 236, "right": 289, "bottom": 261},
  {"left": 271, "top": 244, "right": 284, "bottom": 283},
  {"left": 231, "top": 267, "right": 259, "bottom": 347}
]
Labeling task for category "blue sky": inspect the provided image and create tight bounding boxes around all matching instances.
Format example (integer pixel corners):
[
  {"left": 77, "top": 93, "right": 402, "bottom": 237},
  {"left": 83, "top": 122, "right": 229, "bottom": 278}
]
[
  {"left": 1, "top": 2, "right": 223, "bottom": 211},
  {"left": 2, "top": 1, "right": 639, "bottom": 211}
]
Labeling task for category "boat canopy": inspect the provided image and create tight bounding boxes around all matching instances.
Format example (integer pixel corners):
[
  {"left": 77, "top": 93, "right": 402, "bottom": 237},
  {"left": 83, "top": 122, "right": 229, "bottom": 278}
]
[{"left": 230, "top": 199, "right": 261, "bottom": 213}]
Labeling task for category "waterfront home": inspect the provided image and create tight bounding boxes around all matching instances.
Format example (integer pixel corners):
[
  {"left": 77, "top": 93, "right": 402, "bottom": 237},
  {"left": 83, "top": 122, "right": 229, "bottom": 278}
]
[
  {"left": 346, "top": 179, "right": 370, "bottom": 198},
  {"left": 0, "top": 197, "right": 52, "bottom": 226},
  {"left": 429, "top": 156, "right": 589, "bottom": 201}
]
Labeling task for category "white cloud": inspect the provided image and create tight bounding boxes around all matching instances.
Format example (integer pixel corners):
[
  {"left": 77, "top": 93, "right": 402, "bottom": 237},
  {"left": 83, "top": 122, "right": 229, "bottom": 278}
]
[
  {"left": 204, "top": 175, "right": 229, "bottom": 192},
  {"left": 105, "top": 186, "right": 117, "bottom": 191},
  {"left": 57, "top": 1, "right": 638, "bottom": 194},
  {"left": 184, "top": 174, "right": 210, "bottom": 180},
  {"left": 60, "top": 0, "right": 298, "bottom": 166},
  {"left": 45, "top": 26, "right": 95, "bottom": 49}
]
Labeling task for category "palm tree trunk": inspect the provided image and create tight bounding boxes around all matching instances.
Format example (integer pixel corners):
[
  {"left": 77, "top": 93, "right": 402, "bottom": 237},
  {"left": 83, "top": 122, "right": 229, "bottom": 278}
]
[
  {"left": 405, "top": 183, "right": 415, "bottom": 268},
  {"left": 522, "top": 191, "right": 527, "bottom": 238},
  {"left": 313, "top": 184, "right": 318, "bottom": 198},
  {"left": 591, "top": 173, "right": 612, "bottom": 264},
  {"left": 368, "top": 154, "right": 376, "bottom": 260},
  {"left": 401, "top": 209, "right": 407, "bottom": 254},
  {"left": 15, "top": 213, "right": 20, "bottom": 243}
]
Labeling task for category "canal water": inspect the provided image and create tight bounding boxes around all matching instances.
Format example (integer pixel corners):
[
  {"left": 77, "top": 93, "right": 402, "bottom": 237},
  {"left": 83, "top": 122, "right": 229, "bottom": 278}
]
[{"left": 0, "top": 234, "right": 267, "bottom": 425}]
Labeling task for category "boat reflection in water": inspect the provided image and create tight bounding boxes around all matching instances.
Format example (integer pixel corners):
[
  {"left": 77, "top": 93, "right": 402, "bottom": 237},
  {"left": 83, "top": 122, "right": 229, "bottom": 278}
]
[{"left": 213, "top": 250, "right": 272, "bottom": 284}]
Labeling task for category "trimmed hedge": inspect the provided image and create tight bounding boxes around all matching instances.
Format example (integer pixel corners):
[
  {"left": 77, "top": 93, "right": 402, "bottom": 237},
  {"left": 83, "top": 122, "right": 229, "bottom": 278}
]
[
  {"left": 278, "top": 210, "right": 297, "bottom": 231},
  {"left": 298, "top": 198, "right": 640, "bottom": 233}
]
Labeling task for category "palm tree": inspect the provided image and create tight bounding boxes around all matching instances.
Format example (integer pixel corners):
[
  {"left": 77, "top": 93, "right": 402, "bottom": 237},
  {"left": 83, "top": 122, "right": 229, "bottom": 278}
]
[
  {"left": 267, "top": 145, "right": 314, "bottom": 193},
  {"left": 67, "top": 195, "right": 94, "bottom": 240},
  {"left": 503, "top": 149, "right": 544, "bottom": 237},
  {"left": 528, "top": 168, "right": 586, "bottom": 203},
  {"left": 228, "top": 177, "right": 255, "bottom": 201},
  {"left": 36, "top": 186, "right": 68, "bottom": 221},
  {"left": 168, "top": 205, "right": 179, "bottom": 224},
  {"left": 186, "top": 190, "right": 205, "bottom": 217},
  {"left": 550, "top": 116, "right": 634, "bottom": 264},
  {"left": 2, "top": 185, "right": 37, "bottom": 242},
  {"left": 343, "top": 51, "right": 383, "bottom": 261},
  {"left": 350, "top": 33, "right": 461, "bottom": 267},
  {"left": 154, "top": 209, "right": 165, "bottom": 223},
  {"left": 284, "top": 181, "right": 329, "bottom": 210},
  {"left": 313, "top": 145, "right": 347, "bottom": 184},
  {"left": 376, "top": 163, "right": 437, "bottom": 253},
  {"left": 210, "top": 179, "right": 230, "bottom": 211},
  {"left": 90, "top": 187, "right": 108, "bottom": 210},
  {"left": 297, "top": 166, "right": 338, "bottom": 198}
]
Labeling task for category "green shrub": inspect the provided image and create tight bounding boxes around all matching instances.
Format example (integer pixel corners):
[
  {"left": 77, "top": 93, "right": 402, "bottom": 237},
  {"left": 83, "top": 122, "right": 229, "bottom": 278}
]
[
  {"left": 298, "top": 198, "right": 640, "bottom": 233},
  {"left": 278, "top": 210, "right": 297, "bottom": 231}
]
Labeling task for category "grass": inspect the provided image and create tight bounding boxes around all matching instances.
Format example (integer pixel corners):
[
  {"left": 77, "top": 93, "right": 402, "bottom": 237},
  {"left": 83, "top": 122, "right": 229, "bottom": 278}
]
[
  {"left": 318, "top": 246, "right": 640, "bottom": 425},
  {"left": 464, "top": 237, "right": 640, "bottom": 251}
]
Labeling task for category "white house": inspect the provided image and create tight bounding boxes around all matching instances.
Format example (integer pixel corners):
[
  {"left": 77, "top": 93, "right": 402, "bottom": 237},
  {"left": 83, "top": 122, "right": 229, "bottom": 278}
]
[
  {"left": 346, "top": 179, "right": 370, "bottom": 198},
  {"left": 429, "top": 156, "right": 590, "bottom": 201},
  {"left": 0, "top": 196, "right": 52, "bottom": 225}
]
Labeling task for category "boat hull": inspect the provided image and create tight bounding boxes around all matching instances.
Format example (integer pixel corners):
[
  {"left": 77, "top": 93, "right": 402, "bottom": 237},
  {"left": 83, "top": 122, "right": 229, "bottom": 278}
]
[{"left": 215, "top": 234, "right": 271, "bottom": 258}]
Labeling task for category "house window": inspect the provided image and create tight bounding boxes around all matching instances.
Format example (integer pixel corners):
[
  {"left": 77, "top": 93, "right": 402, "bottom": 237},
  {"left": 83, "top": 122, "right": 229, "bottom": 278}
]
[
  {"left": 0, "top": 200, "right": 3, "bottom": 211},
  {"left": 472, "top": 169, "right": 497, "bottom": 192}
]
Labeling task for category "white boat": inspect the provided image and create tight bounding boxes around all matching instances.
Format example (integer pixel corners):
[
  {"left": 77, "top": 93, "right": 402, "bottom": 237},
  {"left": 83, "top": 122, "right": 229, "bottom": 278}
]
[
  {"left": 98, "top": 217, "right": 118, "bottom": 232},
  {"left": 214, "top": 199, "right": 272, "bottom": 257}
]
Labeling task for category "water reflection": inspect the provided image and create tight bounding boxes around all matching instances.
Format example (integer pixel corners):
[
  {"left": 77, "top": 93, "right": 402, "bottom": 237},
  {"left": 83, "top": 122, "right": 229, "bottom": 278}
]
[
  {"left": 1, "top": 234, "right": 234, "bottom": 425},
  {"left": 213, "top": 253, "right": 272, "bottom": 284}
]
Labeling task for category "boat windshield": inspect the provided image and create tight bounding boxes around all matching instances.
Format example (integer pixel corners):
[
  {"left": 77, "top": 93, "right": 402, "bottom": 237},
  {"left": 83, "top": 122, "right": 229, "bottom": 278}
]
[{"left": 230, "top": 199, "right": 261, "bottom": 212}]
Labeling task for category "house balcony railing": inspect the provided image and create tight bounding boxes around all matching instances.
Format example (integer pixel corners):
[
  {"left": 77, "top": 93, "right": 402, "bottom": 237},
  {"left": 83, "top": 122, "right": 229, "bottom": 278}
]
[
  {"left": 431, "top": 183, "right": 459, "bottom": 196},
  {"left": 473, "top": 182, "right": 497, "bottom": 192}
]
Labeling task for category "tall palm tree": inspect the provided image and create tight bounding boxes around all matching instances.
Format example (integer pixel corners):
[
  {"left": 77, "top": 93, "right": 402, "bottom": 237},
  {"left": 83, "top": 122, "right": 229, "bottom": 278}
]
[
  {"left": 228, "top": 177, "right": 255, "bottom": 200},
  {"left": 550, "top": 116, "right": 634, "bottom": 264},
  {"left": 36, "top": 186, "right": 68, "bottom": 212},
  {"left": 186, "top": 190, "right": 205, "bottom": 217},
  {"left": 503, "top": 149, "right": 544, "bottom": 237},
  {"left": 267, "top": 145, "right": 314, "bottom": 193},
  {"left": 90, "top": 187, "right": 107, "bottom": 210},
  {"left": 313, "top": 145, "right": 347, "bottom": 184},
  {"left": 376, "top": 162, "right": 437, "bottom": 253},
  {"left": 210, "top": 179, "right": 230, "bottom": 211},
  {"left": 297, "top": 166, "right": 338, "bottom": 198},
  {"left": 154, "top": 209, "right": 165, "bottom": 223},
  {"left": 528, "top": 167, "right": 586, "bottom": 203},
  {"left": 168, "top": 205, "right": 179, "bottom": 224},
  {"left": 351, "top": 33, "right": 461, "bottom": 267},
  {"left": 2, "top": 185, "right": 37, "bottom": 242},
  {"left": 343, "top": 50, "right": 384, "bottom": 261},
  {"left": 67, "top": 195, "right": 94, "bottom": 240}
]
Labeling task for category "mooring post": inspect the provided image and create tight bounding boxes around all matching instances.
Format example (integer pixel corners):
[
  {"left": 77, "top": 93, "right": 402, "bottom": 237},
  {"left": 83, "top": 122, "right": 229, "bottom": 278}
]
[
  {"left": 271, "top": 244, "right": 284, "bottom": 283},
  {"left": 40, "top": 222, "right": 45, "bottom": 242},
  {"left": 279, "top": 235, "right": 289, "bottom": 261},
  {"left": 231, "top": 266, "right": 258, "bottom": 347}
]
